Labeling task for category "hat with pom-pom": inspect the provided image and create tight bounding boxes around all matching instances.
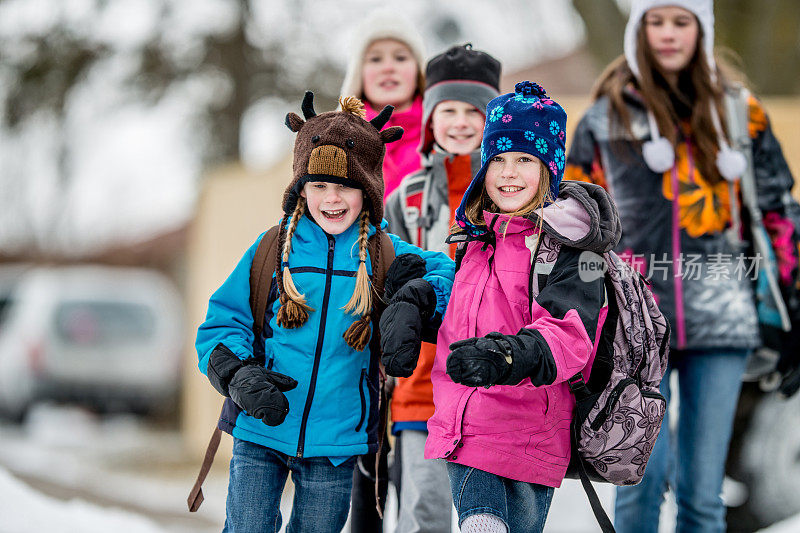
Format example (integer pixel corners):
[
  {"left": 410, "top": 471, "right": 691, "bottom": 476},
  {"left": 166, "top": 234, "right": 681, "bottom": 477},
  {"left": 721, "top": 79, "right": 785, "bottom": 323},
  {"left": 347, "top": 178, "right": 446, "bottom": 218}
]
[
  {"left": 624, "top": 0, "right": 746, "bottom": 180},
  {"left": 455, "top": 81, "right": 567, "bottom": 234}
]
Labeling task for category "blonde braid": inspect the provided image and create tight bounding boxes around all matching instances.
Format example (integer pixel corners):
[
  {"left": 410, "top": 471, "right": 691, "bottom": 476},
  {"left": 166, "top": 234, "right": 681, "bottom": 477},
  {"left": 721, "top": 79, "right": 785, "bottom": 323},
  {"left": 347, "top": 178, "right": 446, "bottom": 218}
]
[
  {"left": 276, "top": 198, "right": 314, "bottom": 328},
  {"left": 343, "top": 209, "right": 372, "bottom": 315},
  {"left": 343, "top": 209, "right": 373, "bottom": 351}
]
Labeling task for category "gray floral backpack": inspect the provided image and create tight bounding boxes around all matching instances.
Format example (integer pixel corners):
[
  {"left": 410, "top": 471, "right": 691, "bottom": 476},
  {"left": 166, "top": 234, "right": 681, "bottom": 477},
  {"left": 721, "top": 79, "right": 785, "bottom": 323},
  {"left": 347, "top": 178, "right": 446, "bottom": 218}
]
[{"left": 532, "top": 234, "right": 670, "bottom": 533}]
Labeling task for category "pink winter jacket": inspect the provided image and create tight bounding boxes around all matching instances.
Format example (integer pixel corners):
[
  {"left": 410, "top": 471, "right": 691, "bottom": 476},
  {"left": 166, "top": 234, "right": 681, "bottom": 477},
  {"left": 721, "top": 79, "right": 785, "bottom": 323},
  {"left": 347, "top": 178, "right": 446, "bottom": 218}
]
[
  {"left": 365, "top": 97, "right": 423, "bottom": 199},
  {"left": 425, "top": 181, "right": 621, "bottom": 488}
]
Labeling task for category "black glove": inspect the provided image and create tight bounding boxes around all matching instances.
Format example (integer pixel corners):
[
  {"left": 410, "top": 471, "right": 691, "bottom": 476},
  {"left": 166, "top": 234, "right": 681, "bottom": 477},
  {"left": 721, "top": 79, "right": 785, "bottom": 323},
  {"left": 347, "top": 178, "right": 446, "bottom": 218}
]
[
  {"left": 384, "top": 254, "right": 428, "bottom": 300},
  {"left": 446, "top": 330, "right": 556, "bottom": 387},
  {"left": 207, "top": 344, "right": 298, "bottom": 426},
  {"left": 379, "top": 278, "right": 436, "bottom": 377}
]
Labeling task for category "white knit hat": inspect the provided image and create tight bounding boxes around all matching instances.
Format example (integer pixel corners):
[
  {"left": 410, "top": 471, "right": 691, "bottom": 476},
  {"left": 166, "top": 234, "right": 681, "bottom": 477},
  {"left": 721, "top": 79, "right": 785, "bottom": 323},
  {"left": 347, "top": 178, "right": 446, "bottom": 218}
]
[
  {"left": 339, "top": 8, "right": 426, "bottom": 101},
  {"left": 624, "top": 0, "right": 745, "bottom": 179}
]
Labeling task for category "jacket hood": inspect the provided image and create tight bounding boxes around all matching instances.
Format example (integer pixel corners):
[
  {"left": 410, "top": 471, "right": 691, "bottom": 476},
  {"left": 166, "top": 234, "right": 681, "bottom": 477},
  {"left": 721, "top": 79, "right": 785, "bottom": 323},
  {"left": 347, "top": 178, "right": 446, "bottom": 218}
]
[{"left": 537, "top": 180, "right": 621, "bottom": 253}]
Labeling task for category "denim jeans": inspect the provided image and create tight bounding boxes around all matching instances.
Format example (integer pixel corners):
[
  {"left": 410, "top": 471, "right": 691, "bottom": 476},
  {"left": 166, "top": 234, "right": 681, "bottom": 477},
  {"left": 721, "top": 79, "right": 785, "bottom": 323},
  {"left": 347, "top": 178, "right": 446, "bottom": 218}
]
[
  {"left": 446, "top": 461, "right": 554, "bottom": 532},
  {"left": 614, "top": 348, "right": 749, "bottom": 533},
  {"left": 224, "top": 437, "right": 355, "bottom": 533}
]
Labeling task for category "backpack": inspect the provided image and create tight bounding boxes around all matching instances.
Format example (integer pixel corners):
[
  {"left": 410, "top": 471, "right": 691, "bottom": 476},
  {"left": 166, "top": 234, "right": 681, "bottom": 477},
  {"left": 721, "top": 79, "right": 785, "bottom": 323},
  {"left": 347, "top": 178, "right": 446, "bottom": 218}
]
[
  {"left": 188, "top": 224, "right": 395, "bottom": 512},
  {"left": 454, "top": 231, "right": 670, "bottom": 533}
]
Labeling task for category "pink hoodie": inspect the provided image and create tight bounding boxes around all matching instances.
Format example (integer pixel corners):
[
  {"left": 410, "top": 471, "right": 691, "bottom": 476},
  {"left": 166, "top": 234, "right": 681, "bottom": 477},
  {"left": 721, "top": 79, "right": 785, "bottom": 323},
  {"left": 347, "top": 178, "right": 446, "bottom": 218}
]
[
  {"left": 365, "top": 96, "right": 423, "bottom": 199},
  {"left": 425, "top": 182, "right": 620, "bottom": 488}
]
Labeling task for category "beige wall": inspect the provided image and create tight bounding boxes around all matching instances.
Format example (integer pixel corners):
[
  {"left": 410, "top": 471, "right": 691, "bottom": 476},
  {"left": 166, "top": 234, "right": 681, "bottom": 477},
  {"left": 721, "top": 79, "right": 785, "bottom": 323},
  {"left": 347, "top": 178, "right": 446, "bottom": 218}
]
[
  {"left": 181, "top": 98, "right": 800, "bottom": 459},
  {"left": 181, "top": 155, "right": 292, "bottom": 460}
]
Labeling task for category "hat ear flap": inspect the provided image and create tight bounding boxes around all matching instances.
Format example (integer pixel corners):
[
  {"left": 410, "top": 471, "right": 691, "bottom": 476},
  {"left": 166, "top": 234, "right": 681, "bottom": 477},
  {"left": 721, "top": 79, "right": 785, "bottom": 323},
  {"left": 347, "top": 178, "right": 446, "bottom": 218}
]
[
  {"left": 381, "top": 126, "right": 404, "bottom": 144},
  {"left": 285, "top": 113, "right": 305, "bottom": 132}
]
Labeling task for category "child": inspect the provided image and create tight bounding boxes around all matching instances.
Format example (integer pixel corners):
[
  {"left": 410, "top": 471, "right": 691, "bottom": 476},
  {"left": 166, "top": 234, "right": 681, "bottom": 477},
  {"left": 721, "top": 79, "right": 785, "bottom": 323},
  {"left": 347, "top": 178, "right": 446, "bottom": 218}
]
[
  {"left": 340, "top": 12, "right": 427, "bottom": 528},
  {"left": 384, "top": 43, "right": 501, "bottom": 533},
  {"left": 565, "top": 1, "right": 800, "bottom": 530},
  {"left": 195, "top": 93, "right": 454, "bottom": 533},
  {"left": 421, "top": 81, "right": 620, "bottom": 533},
  {"left": 340, "top": 8, "right": 426, "bottom": 199}
]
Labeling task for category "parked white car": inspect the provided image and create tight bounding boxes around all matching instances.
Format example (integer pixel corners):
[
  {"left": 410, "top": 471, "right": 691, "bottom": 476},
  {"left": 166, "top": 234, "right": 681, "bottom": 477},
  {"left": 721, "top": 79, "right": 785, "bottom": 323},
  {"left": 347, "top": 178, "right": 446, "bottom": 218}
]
[{"left": 0, "top": 264, "right": 184, "bottom": 420}]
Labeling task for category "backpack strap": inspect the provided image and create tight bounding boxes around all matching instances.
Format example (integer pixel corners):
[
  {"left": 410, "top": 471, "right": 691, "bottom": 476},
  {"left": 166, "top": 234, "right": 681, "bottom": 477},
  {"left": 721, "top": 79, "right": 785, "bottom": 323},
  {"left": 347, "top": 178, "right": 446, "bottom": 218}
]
[
  {"left": 445, "top": 231, "right": 474, "bottom": 273},
  {"left": 570, "top": 418, "right": 617, "bottom": 533},
  {"left": 250, "top": 225, "right": 282, "bottom": 342},
  {"left": 188, "top": 225, "right": 281, "bottom": 512},
  {"left": 187, "top": 404, "right": 225, "bottom": 512}
]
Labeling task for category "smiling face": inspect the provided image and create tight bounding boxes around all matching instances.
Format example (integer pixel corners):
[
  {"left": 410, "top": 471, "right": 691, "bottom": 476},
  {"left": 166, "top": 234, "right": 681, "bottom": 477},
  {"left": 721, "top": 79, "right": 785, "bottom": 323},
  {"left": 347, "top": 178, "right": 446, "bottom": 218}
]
[
  {"left": 361, "top": 39, "right": 418, "bottom": 111},
  {"left": 301, "top": 181, "right": 364, "bottom": 235},
  {"left": 643, "top": 6, "right": 700, "bottom": 80},
  {"left": 484, "top": 152, "right": 543, "bottom": 214},
  {"left": 430, "top": 100, "right": 485, "bottom": 155}
]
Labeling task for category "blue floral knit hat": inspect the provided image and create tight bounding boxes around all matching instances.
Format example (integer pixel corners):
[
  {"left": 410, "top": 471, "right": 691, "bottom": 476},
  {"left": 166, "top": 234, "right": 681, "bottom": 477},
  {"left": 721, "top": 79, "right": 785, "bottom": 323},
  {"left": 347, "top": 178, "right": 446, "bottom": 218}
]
[{"left": 455, "top": 81, "right": 567, "bottom": 234}]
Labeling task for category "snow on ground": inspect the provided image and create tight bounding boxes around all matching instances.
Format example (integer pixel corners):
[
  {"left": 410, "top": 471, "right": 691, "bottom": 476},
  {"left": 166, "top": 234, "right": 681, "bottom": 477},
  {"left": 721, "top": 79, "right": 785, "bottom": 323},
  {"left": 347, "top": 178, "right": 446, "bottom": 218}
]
[
  {"left": 0, "top": 467, "right": 163, "bottom": 533},
  {"left": 0, "top": 403, "right": 798, "bottom": 532}
]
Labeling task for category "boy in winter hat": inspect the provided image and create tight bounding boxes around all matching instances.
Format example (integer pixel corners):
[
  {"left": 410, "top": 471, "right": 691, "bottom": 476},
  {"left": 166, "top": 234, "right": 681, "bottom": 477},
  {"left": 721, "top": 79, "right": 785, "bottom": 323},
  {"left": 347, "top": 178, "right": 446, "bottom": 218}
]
[{"left": 383, "top": 43, "right": 501, "bottom": 533}]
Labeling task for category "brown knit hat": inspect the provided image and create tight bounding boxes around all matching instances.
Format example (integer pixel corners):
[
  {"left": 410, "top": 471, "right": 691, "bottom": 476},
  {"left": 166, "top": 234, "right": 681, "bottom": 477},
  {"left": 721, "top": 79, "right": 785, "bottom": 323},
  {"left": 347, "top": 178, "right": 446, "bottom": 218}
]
[{"left": 284, "top": 91, "right": 403, "bottom": 225}]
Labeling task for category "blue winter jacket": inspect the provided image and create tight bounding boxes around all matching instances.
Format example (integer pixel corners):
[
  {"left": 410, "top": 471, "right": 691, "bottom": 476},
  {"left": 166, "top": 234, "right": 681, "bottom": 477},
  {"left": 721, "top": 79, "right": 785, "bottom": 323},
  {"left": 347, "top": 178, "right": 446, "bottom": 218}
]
[{"left": 196, "top": 214, "right": 454, "bottom": 460}]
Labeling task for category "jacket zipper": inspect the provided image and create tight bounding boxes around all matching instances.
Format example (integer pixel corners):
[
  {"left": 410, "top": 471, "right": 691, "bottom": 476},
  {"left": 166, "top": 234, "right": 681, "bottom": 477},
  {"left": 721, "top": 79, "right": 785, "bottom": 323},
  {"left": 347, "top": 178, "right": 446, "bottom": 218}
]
[
  {"left": 296, "top": 235, "right": 335, "bottom": 458},
  {"left": 671, "top": 143, "right": 687, "bottom": 348}
]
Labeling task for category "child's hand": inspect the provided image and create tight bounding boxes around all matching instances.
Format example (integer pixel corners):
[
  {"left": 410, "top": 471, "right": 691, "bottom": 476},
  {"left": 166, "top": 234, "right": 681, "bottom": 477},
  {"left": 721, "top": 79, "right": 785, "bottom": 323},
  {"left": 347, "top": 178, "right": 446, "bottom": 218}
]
[
  {"left": 228, "top": 365, "right": 298, "bottom": 426},
  {"left": 207, "top": 343, "right": 298, "bottom": 426},
  {"left": 379, "top": 278, "right": 436, "bottom": 377},
  {"left": 384, "top": 253, "right": 427, "bottom": 300},
  {"left": 446, "top": 333, "right": 512, "bottom": 387},
  {"left": 446, "top": 330, "right": 556, "bottom": 388}
]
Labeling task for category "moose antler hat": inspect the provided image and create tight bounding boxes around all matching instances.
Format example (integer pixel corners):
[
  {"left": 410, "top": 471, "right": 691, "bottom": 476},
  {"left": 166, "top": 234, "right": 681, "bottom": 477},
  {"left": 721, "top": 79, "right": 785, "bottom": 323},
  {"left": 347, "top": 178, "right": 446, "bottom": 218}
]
[{"left": 284, "top": 91, "right": 404, "bottom": 225}]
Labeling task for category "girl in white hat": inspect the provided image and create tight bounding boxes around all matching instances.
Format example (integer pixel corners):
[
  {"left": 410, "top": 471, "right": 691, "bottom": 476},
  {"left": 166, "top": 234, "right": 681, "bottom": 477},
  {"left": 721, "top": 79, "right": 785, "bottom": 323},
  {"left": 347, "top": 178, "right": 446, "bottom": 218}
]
[{"left": 566, "top": 1, "right": 800, "bottom": 531}]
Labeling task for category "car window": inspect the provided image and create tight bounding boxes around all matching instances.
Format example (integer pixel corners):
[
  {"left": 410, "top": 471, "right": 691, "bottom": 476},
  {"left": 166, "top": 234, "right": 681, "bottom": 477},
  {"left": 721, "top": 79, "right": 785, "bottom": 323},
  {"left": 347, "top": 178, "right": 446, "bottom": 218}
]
[{"left": 54, "top": 301, "right": 156, "bottom": 346}]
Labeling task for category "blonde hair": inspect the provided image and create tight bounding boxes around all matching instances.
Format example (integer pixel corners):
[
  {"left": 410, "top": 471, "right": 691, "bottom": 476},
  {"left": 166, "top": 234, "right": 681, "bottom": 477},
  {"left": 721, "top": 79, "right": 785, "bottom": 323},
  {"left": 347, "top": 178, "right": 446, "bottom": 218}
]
[
  {"left": 342, "top": 209, "right": 374, "bottom": 351},
  {"left": 343, "top": 209, "right": 372, "bottom": 316},
  {"left": 276, "top": 198, "right": 314, "bottom": 329},
  {"left": 457, "top": 163, "right": 554, "bottom": 237}
]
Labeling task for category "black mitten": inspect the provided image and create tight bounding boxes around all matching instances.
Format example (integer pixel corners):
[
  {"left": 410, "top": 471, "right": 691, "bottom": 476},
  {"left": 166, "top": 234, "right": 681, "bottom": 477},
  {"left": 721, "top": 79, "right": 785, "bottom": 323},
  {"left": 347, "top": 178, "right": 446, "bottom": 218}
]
[
  {"left": 207, "top": 344, "right": 298, "bottom": 425},
  {"left": 379, "top": 278, "right": 436, "bottom": 377},
  {"left": 446, "top": 330, "right": 556, "bottom": 387},
  {"left": 384, "top": 253, "right": 427, "bottom": 300},
  {"left": 228, "top": 365, "right": 298, "bottom": 426}
]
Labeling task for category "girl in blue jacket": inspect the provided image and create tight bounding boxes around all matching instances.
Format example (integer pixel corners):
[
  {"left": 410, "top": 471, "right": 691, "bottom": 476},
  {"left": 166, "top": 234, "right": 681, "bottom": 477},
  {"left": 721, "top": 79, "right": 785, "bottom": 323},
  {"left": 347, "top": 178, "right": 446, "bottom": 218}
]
[{"left": 195, "top": 93, "right": 454, "bottom": 533}]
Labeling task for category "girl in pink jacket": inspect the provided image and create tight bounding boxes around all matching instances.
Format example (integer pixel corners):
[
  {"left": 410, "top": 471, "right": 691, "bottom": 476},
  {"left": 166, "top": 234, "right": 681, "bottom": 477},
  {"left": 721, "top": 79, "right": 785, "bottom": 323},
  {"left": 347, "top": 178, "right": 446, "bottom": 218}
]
[{"left": 424, "top": 82, "right": 621, "bottom": 532}]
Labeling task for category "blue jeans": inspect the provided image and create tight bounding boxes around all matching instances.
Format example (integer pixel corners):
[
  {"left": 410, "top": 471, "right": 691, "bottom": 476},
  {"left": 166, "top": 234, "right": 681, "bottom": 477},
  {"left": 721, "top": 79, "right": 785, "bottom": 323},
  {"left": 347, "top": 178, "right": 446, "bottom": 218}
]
[
  {"left": 446, "top": 462, "right": 554, "bottom": 532},
  {"left": 614, "top": 348, "right": 749, "bottom": 533},
  {"left": 224, "top": 438, "right": 355, "bottom": 533}
]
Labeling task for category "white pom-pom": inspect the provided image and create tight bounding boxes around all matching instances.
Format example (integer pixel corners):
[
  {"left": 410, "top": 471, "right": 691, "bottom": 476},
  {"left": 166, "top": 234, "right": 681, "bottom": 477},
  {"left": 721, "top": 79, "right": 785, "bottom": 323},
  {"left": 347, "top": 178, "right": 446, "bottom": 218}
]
[
  {"left": 716, "top": 147, "right": 747, "bottom": 181},
  {"left": 642, "top": 137, "right": 675, "bottom": 173}
]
